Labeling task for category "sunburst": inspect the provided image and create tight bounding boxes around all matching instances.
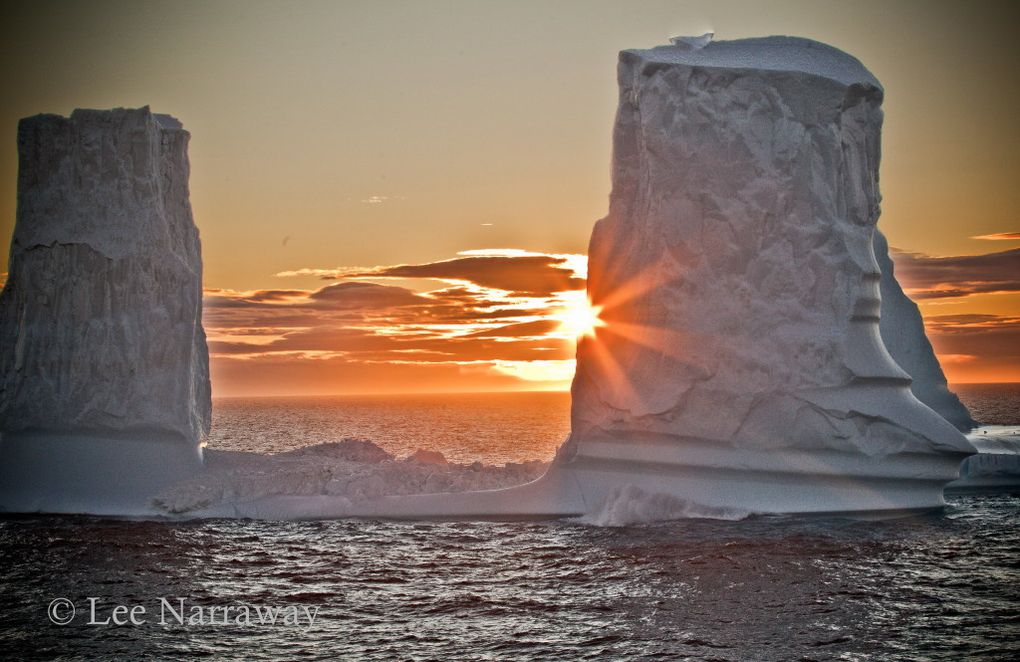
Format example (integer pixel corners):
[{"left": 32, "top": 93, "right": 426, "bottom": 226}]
[{"left": 554, "top": 290, "right": 606, "bottom": 339}]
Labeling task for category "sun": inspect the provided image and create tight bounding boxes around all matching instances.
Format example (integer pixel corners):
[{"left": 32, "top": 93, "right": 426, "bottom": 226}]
[{"left": 554, "top": 290, "right": 605, "bottom": 338}]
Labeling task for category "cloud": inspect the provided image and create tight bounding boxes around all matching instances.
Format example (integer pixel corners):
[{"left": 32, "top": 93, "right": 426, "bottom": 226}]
[
  {"left": 970, "top": 232, "right": 1020, "bottom": 241},
  {"left": 277, "top": 249, "right": 587, "bottom": 296},
  {"left": 890, "top": 247, "right": 1020, "bottom": 300},
  {"left": 204, "top": 244, "right": 1020, "bottom": 395},
  {"left": 306, "top": 281, "right": 428, "bottom": 308},
  {"left": 349, "top": 255, "right": 584, "bottom": 296},
  {"left": 466, "top": 319, "right": 561, "bottom": 338},
  {"left": 922, "top": 314, "right": 1020, "bottom": 382},
  {"left": 203, "top": 250, "right": 589, "bottom": 394}
]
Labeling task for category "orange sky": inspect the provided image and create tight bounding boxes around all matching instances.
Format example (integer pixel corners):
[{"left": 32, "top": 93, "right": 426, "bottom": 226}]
[{"left": 1, "top": 1, "right": 1018, "bottom": 393}]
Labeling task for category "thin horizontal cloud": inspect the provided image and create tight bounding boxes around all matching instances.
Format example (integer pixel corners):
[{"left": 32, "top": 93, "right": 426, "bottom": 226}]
[
  {"left": 970, "top": 232, "right": 1020, "bottom": 241},
  {"left": 466, "top": 319, "right": 561, "bottom": 338},
  {"left": 922, "top": 314, "right": 1020, "bottom": 382},
  {"left": 890, "top": 247, "right": 1020, "bottom": 300},
  {"left": 276, "top": 249, "right": 586, "bottom": 297}
]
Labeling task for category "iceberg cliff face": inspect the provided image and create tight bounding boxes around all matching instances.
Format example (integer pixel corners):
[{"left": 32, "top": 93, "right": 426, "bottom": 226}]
[
  {"left": 0, "top": 107, "right": 210, "bottom": 514},
  {"left": 874, "top": 230, "right": 977, "bottom": 431}
]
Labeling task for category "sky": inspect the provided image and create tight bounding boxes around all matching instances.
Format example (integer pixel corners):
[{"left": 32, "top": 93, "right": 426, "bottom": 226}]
[{"left": 1, "top": 0, "right": 1018, "bottom": 394}]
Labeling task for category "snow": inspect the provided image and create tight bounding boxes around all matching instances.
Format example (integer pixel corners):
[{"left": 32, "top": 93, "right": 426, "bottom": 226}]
[
  {"left": 628, "top": 35, "right": 882, "bottom": 89},
  {"left": 0, "top": 107, "right": 210, "bottom": 515}
]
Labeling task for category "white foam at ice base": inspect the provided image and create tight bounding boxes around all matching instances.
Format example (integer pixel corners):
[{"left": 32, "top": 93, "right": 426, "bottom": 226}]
[
  {"left": 579, "top": 485, "right": 750, "bottom": 527},
  {"left": 945, "top": 426, "right": 1020, "bottom": 494}
]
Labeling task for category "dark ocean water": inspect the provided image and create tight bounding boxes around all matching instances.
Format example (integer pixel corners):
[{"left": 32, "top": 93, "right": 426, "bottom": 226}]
[
  {"left": 0, "top": 386, "right": 1017, "bottom": 660},
  {"left": 1, "top": 497, "right": 1017, "bottom": 660},
  {"left": 956, "top": 383, "right": 1020, "bottom": 428}
]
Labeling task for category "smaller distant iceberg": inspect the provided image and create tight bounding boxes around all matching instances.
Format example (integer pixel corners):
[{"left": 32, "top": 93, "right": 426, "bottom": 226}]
[{"left": 0, "top": 108, "right": 210, "bottom": 515}]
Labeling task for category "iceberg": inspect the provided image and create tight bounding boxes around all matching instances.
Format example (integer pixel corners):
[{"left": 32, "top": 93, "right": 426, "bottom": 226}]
[
  {"left": 0, "top": 107, "right": 210, "bottom": 515},
  {"left": 557, "top": 35, "right": 974, "bottom": 515},
  {"left": 1, "top": 39, "right": 982, "bottom": 521}
]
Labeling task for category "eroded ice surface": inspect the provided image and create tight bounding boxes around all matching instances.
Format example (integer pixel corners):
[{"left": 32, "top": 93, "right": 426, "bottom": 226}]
[
  {"left": 0, "top": 107, "right": 210, "bottom": 440},
  {"left": 0, "top": 41, "right": 986, "bottom": 520},
  {"left": 568, "top": 36, "right": 969, "bottom": 459}
]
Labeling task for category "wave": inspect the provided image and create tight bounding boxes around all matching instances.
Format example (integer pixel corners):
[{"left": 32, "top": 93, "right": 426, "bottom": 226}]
[{"left": 580, "top": 485, "right": 751, "bottom": 527}]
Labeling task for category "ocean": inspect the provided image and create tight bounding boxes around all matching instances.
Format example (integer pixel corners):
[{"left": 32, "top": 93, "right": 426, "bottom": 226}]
[
  {"left": 1, "top": 385, "right": 1017, "bottom": 660},
  {"left": 206, "top": 391, "right": 571, "bottom": 464}
]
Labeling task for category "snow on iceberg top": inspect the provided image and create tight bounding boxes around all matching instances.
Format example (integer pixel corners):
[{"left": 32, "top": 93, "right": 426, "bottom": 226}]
[{"left": 625, "top": 35, "right": 882, "bottom": 90}]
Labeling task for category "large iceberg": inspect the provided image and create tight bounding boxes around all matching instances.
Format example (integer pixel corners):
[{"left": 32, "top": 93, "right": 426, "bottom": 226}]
[
  {"left": 558, "top": 35, "right": 974, "bottom": 514},
  {"left": 0, "top": 107, "right": 210, "bottom": 514}
]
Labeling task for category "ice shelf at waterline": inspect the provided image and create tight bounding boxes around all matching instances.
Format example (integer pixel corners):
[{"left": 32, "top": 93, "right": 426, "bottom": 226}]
[{"left": 0, "top": 108, "right": 210, "bottom": 514}]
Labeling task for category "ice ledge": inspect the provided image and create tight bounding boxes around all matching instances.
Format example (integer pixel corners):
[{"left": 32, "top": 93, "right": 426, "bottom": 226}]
[{"left": 626, "top": 35, "right": 882, "bottom": 90}]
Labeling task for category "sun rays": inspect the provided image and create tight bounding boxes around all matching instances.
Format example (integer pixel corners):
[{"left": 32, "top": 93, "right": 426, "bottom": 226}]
[{"left": 204, "top": 248, "right": 702, "bottom": 393}]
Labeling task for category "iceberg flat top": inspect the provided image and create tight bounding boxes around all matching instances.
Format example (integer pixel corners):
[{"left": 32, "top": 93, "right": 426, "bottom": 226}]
[{"left": 625, "top": 36, "right": 881, "bottom": 90}]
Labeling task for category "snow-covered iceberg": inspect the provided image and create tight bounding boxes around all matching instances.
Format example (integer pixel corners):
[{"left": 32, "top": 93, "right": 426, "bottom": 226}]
[{"left": 0, "top": 107, "right": 210, "bottom": 514}]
